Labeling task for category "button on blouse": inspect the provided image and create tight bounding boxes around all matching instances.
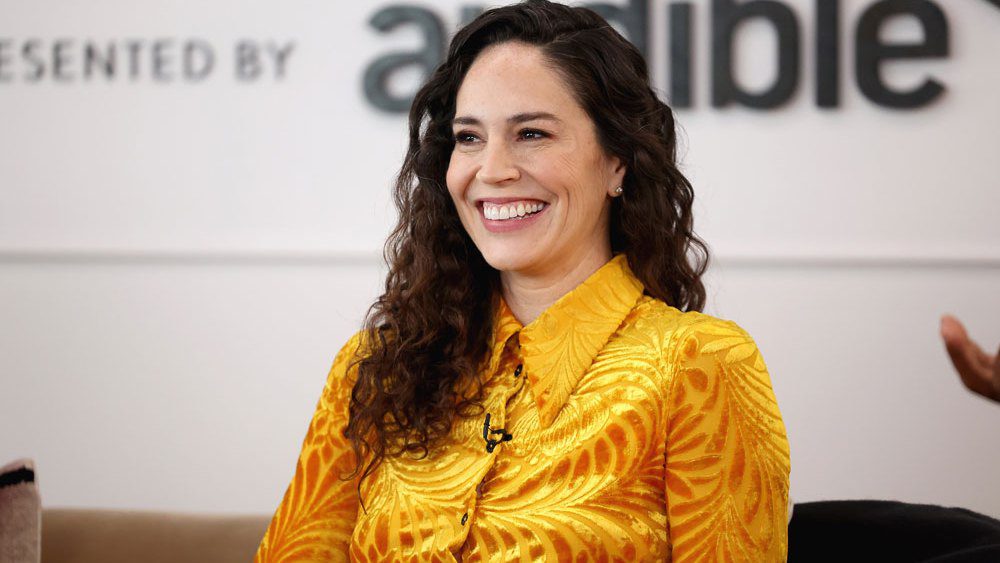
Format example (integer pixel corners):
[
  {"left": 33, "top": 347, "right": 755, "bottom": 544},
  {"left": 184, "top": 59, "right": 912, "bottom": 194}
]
[{"left": 255, "top": 254, "right": 792, "bottom": 562}]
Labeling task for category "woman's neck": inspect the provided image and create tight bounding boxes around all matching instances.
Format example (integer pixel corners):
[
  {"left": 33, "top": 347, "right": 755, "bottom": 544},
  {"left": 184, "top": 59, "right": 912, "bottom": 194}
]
[{"left": 500, "top": 249, "right": 613, "bottom": 326}]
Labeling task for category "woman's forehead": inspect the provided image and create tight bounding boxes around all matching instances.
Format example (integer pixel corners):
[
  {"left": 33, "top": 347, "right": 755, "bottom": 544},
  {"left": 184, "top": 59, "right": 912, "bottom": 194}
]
[{"left": 456, "top": 43, "right": 582, "bottom": 123}]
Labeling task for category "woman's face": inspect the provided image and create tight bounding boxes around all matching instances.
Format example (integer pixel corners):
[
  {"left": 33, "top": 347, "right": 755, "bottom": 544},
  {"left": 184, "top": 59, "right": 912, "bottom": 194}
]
[{"left": 446, "top": 41, "right": 625, "bottom": 281}]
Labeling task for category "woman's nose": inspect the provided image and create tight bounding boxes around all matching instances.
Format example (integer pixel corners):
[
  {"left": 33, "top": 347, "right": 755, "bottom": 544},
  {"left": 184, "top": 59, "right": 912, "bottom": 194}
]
[{"left": 476, "top": 141, "right": 521, "bottom": 185}]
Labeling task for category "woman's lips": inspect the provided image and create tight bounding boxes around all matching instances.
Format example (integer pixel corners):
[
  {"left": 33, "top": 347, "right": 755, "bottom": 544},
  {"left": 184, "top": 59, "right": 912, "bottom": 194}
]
[{"left": 479, "top": 202, "right": 549, "bottom": 233}]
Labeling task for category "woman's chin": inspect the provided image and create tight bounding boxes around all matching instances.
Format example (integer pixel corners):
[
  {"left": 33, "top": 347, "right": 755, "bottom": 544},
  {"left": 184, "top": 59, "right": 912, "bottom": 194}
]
[{"left": 479, "top": 248, "right": 542, "bottom": 275}]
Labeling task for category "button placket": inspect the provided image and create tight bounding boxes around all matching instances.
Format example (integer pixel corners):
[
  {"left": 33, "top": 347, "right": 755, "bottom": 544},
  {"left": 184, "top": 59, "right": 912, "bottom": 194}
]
[{"left": 462, "top": 350, "right": 522, "bottom": 531}]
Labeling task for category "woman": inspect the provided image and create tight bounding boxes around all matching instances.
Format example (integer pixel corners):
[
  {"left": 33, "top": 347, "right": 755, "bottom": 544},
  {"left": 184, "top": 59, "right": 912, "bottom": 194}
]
[{"left": 256, "top": 1, "right": 790, "bottom": 561}]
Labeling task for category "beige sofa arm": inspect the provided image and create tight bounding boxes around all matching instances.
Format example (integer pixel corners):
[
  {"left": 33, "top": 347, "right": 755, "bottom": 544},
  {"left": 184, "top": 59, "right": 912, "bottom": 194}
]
[{"left": 41, "top": 508, "right": 269, "bottom": 563}]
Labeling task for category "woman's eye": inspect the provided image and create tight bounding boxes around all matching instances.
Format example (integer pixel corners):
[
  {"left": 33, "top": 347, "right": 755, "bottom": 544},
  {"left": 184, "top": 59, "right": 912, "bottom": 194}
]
[
  {"left": 519, "top": 129, "right": 547, "bottom": 140},
  {"left": 453, "top": 132, "right": 478, "bottom": 144}
]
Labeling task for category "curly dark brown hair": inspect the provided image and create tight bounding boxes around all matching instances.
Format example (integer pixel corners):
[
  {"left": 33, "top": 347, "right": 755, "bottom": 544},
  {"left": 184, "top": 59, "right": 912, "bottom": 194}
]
[{"left": 344, "top": 0, "right": 709, "bottom": 503}]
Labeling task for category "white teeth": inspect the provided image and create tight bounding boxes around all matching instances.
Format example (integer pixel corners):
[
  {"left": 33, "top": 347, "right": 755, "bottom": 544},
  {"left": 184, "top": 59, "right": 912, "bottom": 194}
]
[{"left": 482, "top": 201, "right": 545, "bottom": 221}]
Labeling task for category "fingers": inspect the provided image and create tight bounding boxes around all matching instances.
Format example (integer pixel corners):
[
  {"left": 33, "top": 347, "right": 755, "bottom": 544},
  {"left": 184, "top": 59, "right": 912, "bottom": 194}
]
[
  {"left": 941, "top": 315, "right": 976, "bottom": 372},
  {"left": 940, "top": 314, "right": 997, "bottom": 401},
  {"left": 940, "top": 314, "right": 968, "bottom": 347}
]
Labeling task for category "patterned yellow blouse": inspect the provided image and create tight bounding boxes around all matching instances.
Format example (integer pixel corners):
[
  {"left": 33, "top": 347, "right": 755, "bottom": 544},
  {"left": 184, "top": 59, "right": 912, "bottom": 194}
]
[{"left": 256, "top": 254, "right": 791, "bottom": 562}]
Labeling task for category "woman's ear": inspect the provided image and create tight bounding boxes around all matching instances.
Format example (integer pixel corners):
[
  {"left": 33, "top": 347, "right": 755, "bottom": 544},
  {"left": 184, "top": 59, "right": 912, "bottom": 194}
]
[{"left": 607, "top": 157, "right": 627, "bottom": 197}]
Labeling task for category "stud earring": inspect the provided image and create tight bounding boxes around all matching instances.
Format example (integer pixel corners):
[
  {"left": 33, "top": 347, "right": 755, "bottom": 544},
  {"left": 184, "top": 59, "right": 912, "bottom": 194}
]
[{"left": 614, "top": 185, "right": 623, "bottom": 196}]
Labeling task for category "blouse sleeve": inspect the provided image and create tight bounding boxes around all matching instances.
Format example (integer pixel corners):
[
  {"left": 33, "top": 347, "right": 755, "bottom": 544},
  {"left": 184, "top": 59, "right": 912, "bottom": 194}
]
[
  {"left": 255, "top": 332, "right": 364, "bottom": 563},
  {"left": 663, "top": 318, "right": 791, "bottom": 561}
]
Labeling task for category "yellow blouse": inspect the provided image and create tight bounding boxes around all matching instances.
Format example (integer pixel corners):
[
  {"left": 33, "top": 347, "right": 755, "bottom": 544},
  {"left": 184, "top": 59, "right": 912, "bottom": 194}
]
[{"left": 255, "top": 255, "right": 791, "bottom": 562}]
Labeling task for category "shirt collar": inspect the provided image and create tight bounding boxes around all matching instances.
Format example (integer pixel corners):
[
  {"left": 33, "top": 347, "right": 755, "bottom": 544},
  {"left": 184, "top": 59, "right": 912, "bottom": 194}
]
[{"left": 489, "top": 254, "right": 645, "bottom": 428}]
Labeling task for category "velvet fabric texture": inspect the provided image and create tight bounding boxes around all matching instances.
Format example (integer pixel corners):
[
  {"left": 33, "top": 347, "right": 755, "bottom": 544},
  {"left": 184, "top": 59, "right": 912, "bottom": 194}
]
[
  {"left": 0, "top": 458, "right": 40, "bottom": 563},
  {"left": 256, "top": 255, "right": 791, "bottom": 561}
]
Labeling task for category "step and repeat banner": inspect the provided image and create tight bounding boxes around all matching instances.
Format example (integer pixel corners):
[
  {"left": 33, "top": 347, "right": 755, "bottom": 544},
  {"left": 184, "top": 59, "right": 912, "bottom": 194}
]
[{"left": 3, "top": 0, "right": 997, "bottom": 260}]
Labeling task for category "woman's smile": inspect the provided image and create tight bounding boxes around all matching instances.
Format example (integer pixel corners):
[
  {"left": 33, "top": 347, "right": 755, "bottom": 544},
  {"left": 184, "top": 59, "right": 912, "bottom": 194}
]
[{"left": 478, "top": 198, "right": 549, "bottom": 233}]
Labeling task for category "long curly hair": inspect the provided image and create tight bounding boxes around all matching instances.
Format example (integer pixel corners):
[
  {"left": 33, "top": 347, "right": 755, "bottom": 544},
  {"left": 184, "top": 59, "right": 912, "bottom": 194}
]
[{"left": 344, "top": 0, "right": 709, "bottom": 499}]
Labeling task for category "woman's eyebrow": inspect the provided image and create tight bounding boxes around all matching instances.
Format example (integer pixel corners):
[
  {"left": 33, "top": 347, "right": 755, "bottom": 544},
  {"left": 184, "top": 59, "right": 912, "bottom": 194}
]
[{"left": 452, "top": 112, "right": 562, "bottom": 126}]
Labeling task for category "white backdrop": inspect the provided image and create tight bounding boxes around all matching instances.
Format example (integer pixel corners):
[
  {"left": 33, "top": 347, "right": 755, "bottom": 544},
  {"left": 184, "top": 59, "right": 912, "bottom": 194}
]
[{"left": 2, "top": 0, "right": 999, "bottom": 517}]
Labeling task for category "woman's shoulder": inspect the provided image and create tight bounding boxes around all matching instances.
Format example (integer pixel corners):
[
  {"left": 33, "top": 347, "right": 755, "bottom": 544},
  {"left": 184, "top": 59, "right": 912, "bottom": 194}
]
[
  {"left": 321, "top": 330, "right": 372, "bottom": 394},
  {"left": 627, "top": 298, "right": 779, "bottom": 423},
  {"left": 624, "top": 295, "right": 761, "bottom": 362},
  {"left": 629, "top": 295, "right": 754, "bottom": 338},
  {"left": 335, "top": 329, "right": 371, "bottom": 362}
]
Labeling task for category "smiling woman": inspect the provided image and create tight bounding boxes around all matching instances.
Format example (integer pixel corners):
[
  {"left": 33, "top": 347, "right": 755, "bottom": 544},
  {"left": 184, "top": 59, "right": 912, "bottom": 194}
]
[
  {"left": 255, "top": 1, "right": 790, "bottom": 561},
  {"left": 446, "top": 44, "right": 624, "bottom": 298}
]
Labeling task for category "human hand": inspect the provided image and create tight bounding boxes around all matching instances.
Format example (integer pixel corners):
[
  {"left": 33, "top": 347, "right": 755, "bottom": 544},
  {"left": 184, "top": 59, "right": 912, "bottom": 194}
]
[{"left": 940, "top": 314, "right": 1000, "bottom": 403}]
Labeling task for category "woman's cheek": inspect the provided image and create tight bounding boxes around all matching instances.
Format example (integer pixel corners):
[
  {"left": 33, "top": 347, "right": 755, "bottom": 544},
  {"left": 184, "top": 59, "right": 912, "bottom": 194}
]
[
  {"left": 444, "top": 169, "right": 462, "bottom": 204},
  {"left": 446, "top": 155, "right": 471, "bottom": 197}
]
